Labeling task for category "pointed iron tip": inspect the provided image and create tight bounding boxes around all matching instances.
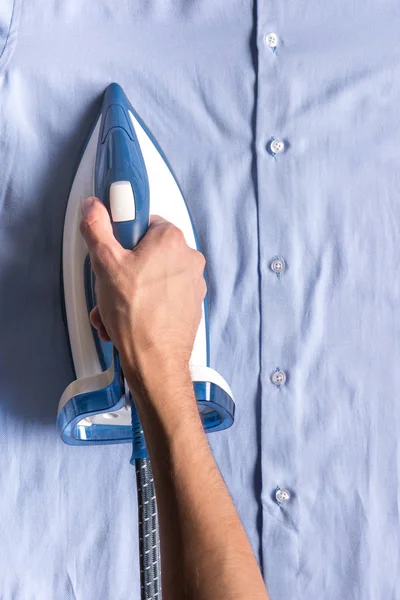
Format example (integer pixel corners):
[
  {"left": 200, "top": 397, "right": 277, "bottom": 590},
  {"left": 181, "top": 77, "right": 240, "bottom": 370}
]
[{"left": 103, "top": 82, "right": 128, "bottom": 106}]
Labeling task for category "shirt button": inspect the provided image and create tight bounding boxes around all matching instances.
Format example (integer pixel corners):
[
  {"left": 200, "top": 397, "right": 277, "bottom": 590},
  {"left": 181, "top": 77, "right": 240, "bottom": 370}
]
[
  {"left": 270, "top": 257, "right": 286, "bottom": 274},
  {"left": 275, "top": 488, "right": 291, "bottom": 503},
  {"left": 265, "top": 32, "right": 279, "bottom": 48},
  {"left": 271, "top": 370, "right": 286, "bottom": 386},
  {"left": 270, "top": 138, "right": 285, "bottom": 155}
]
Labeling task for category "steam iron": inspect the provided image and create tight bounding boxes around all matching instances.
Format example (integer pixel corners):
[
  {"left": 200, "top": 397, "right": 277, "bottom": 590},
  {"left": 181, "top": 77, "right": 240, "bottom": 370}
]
[{"left": 57, "top": 83, "right": 235, "bottom": 452}]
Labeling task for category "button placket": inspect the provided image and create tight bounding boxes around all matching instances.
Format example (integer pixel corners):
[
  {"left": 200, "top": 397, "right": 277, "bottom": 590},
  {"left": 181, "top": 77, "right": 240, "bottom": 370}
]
[{"left": 260, "top": 25, "right": 295, "bottom": 515}]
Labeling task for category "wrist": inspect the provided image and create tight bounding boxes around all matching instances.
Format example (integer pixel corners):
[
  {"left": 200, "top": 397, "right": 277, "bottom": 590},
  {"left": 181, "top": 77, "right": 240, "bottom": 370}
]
[
  {"left": 121, "top": 349, "right": 199, "bottom": 421},
  {"left": 120, "top": 342, "right": 190, "bottom": 381}
]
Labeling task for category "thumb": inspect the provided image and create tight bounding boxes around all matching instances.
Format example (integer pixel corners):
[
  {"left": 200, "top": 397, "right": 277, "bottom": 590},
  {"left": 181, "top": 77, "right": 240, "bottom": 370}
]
[{"left": 80, "top": 196, "right": 120, "bottom": 254}]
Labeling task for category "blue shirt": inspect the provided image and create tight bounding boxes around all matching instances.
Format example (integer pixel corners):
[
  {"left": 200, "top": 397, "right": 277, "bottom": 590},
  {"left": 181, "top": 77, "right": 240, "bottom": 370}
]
[{"left": 1, "top": 1, "right": 399, "bottom": 598}]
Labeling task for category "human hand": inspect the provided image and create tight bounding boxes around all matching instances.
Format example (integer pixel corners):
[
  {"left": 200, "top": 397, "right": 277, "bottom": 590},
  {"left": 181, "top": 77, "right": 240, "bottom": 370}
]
[{"left": 79, "top": 196, "right": 206, "bottom": 388}]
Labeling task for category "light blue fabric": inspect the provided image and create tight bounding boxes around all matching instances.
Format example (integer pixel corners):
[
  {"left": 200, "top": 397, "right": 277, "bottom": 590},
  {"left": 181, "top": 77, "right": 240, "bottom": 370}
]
[{"left": 1, "top": 1, "right": 399, "bottom": 598}]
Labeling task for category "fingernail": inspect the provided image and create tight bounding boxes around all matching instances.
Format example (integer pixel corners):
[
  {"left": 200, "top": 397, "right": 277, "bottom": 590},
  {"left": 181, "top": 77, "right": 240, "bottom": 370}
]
[{"left": 81, "top": 196, "right": 95, "bottom": 217}]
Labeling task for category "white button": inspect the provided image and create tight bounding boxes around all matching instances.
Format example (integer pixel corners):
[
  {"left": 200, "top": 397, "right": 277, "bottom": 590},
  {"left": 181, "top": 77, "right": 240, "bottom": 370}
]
[
  {"left": 270, "top": 139, "right": 285, "bottom": 154},
  {"left": 271, "top": 370, "right": 286, "bottom": 386},
  {"left": 109, "top": 181, "right": 136, "bottom": 222},
  {"left": 265, "top": 32, "right": 279, "bottom": 48},
  {"left": 271, "top": 258, "right": 286, "bottom": 273},
  {"left": 276, "top": 488, "right": 291, "bottom": 503}
]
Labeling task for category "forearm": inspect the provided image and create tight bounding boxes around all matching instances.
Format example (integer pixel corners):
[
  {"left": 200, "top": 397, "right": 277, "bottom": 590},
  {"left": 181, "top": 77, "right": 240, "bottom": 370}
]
[
  {"left": 80, "top": 200, "right": 268, "bottom": 598},
  {"left": 125, "top": 358, "right": 269, "bottom": 600}
]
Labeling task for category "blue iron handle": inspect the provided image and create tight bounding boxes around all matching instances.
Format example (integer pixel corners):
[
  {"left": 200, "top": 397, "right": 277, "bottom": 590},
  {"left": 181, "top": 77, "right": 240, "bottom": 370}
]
[
  {"left": 99, "top": 127, "right": 150, "bottom": 462},
  {"left": 94, "top": 95, "right": 150, "bottom": 461},
  {"left": 94, "top": 82, "right": 150, "bottom": 248}
]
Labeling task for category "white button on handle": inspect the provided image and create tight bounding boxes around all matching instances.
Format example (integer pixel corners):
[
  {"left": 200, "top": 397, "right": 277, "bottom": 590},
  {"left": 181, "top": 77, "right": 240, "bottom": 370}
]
[{"left": 109, "top": 181, "right": 136, "bottom": 222}]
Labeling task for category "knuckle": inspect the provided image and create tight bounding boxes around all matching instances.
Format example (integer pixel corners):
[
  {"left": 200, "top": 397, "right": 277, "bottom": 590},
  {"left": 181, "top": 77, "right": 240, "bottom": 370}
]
[
  {"left": 191, "top": 249, "right": 206, "bottom": 271},
  {"left": 195, "top": 251, "right": 206, "bottom": 268},
  {"left": 164, "top": 224, "right": 185, "bottom": 247}
]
